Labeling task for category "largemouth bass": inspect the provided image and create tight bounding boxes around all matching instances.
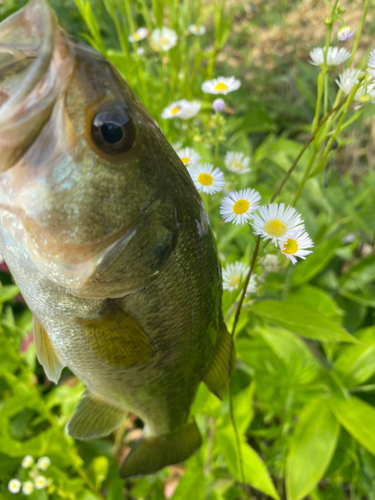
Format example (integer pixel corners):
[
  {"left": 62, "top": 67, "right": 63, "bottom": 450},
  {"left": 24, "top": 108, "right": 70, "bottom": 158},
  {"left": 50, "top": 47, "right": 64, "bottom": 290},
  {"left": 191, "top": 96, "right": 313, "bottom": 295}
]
[{"left": 0, "top": 0, "right": 234, "bottom": 478}]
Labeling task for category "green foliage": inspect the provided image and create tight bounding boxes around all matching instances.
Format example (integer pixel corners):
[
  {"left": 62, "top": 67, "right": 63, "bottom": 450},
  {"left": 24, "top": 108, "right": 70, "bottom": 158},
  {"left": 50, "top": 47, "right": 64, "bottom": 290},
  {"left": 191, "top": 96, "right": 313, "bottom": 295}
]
[{"left": 1, "top": 0, "right": 375, "bottom": 499}]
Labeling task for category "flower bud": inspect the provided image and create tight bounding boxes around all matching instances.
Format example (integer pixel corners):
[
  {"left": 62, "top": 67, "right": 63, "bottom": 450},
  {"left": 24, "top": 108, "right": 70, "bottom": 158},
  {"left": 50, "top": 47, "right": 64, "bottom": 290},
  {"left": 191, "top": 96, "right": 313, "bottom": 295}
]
[
  {"left": 337, "top": 6, "right": 346, "bottom": 13},
  {"left": 338, "top": 26, "right": 353, "bottom": 41},
  {"left": 359, "top": 93, "right": 372, "bottom": 104},
  {"left": 324, "top": 17, "right": 333, "bottom": 26},
  {"left": 213, "top": 98, "right": 225, "bottom": 112}
]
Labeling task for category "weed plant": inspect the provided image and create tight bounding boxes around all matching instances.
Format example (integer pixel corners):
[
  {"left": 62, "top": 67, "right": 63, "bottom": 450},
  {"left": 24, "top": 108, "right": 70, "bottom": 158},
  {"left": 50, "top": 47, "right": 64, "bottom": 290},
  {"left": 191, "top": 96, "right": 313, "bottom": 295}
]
[{"left": 0, "top": 0, "right": 375, "bottom": 499}]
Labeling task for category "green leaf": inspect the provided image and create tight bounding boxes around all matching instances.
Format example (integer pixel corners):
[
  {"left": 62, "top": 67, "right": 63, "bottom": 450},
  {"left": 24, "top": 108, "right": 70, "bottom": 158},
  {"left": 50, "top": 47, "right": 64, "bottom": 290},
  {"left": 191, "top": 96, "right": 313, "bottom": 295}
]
[
  {"left": 291, "top": 239, "right": 341, "bottom": 287},
  {"left": 286, "top": 397, "right": 340, "bottom": 500},
  {"left": 286, "top": 285, "right": 343, "bottom": 323},
  {"left": 256, "top": 326, "right": 321, "bottom": 383},
  {"left": 334, "top": 326, "right": 375, "bottom": 387},
  {"left": 329, "top": 395, "right": 375, "bottom": 457},
  {"left": 171, "top": 458, "right": 206, "bottom": 499},
  {"left": 215, "top": 427, "right": 279, "bottom": 500},
  {"left": 0, "top": 285, "right": 19, "bottom": 303},
  {"left": 251, "top": 301, "right": 357, "bottom": 343},
  {"left": 339, "top": 255, "right": 375, "bottom": 292}
]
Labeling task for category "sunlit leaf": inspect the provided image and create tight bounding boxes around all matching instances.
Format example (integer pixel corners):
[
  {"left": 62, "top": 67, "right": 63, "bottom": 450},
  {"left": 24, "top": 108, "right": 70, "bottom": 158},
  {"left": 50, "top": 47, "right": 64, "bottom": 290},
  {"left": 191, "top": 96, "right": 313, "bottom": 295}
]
[
  {"left": 251, "top": 301, "right": 357, "bottom": 343},
  {"left": 334, "top": 326, "right": 375, "bottom": 387},
  {"left": 330, "top": 395, "right": 375, "bottom": 457},
  {"left": 286, "top": 397, "right": 340, "bottom": 500}
]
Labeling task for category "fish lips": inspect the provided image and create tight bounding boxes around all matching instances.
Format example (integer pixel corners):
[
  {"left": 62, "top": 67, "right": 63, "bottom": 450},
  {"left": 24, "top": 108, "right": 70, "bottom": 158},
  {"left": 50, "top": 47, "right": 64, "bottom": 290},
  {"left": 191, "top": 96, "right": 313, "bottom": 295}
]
[{"left": 0, "top": 0, "right": 74, "bottom": 172}]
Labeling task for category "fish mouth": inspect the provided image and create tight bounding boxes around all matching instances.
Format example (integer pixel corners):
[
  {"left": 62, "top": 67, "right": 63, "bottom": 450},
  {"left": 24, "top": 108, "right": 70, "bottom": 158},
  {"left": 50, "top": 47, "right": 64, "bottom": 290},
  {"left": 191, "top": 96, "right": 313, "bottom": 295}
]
[{"left": 0, "top": 0, "right": 73, "bottom": 172}]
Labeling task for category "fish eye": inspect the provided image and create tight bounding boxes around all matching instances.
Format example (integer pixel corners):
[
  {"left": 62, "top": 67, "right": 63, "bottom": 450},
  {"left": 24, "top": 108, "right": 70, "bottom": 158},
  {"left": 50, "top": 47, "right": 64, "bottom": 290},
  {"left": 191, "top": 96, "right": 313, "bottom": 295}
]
[{"left": 91, "top": 105, "right": 135, "bottom": 155}]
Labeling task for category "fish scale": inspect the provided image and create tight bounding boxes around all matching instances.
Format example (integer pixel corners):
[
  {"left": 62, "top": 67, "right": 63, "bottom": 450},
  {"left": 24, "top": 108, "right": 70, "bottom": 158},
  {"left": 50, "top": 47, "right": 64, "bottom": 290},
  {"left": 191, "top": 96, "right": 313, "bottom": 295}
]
[{"left": 0, "top": 0, "right": 234, "bottom": 478}]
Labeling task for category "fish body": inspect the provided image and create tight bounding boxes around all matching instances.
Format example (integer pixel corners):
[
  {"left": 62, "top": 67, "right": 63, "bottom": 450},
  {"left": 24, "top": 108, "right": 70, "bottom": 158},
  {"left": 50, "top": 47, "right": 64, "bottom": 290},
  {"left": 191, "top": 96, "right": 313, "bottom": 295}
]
[{"left": 0, "top": 0, "right": 233, "bottom": 477}]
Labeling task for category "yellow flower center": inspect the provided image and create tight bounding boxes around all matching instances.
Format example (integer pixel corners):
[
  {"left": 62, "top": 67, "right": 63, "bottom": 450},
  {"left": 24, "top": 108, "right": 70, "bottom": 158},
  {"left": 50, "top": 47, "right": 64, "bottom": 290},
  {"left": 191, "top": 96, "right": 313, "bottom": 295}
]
[
  {"left": 133, "top": 32, "right": 142, "bottom": 40},
  {"left": 230, "top": 160, "right": 244, "bottom": 171},
  {"left": 170, "top": 106, "right": 181, "bottom": 115},
  {"left": 229, "top": 274, "right": 241, "bottom": 288},
  {"left": 233, "top": 199, "right": 250, "bottom": 214},
  {"left": 159, "top": 37, "right": 169, "bottom": 46},
  {"left": 264, "top": 219, "right": 287, "bottom": 237},
  {"left": 198, "top": 173, "right": 213, "bottom": 186},
  {"left": 282, "top": 238, "right": 298, "bottom": 254},
  {"left": 181, "top": 157, "right": 190, "bottom": 164},
  {"left": 214, "top": 82, "right": 228, "bottom": 91}
]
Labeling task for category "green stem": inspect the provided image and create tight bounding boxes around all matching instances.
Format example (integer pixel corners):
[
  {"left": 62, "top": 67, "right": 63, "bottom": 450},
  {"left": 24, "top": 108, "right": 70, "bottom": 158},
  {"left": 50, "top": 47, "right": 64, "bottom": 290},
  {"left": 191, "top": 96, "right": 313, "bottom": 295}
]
[
  {"left": 348, "top": 0, "right": 370, "bottom": 67},
  {"left": 292, "top": 150, "right": 317, "bottom": 206},
  {"left": 123, "top": 0, "right": 148, "bottom": 103}
]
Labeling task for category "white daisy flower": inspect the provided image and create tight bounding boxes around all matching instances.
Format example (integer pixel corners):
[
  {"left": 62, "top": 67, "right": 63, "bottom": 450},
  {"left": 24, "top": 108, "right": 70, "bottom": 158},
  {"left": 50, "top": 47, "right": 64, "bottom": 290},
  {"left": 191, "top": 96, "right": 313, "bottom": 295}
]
[
  {"left": 176, "top": 147, "right": 201, "bottom": 167},
  {"left": 225, "top": 151, "right": 251, "bottom": 174},
  {"left": 251, "top": 203, "right": 304, "bottom": 244},
  {"left": 8, "top": 479, "right": 21, "bottom": 494},
  {"left": 161, "top": 100, "right": 201, "bottom": 120},
  {"left": 128, "top": 27, "right": 148, "bottom": 42},
  {"left": 179, "top": 101, "right": 201, "bottom": 119},
  {"left": 151, "top": 27, "right": 177, "bottom": 51},
  {"left": 220, "top": 188, "right": 261, "bottom": 225},
  {"left": 368, "top": 49, "right": 375, "bottom": 80},
  {"left": 368, "top": 49, "right": 375, "bottom": 69},
  {"left": 337, "top": 26, "right": 353, "bottom": 41},
  {"left": 188, "top": 24, "right": 206, "bottom": 35},
  {"left": 189, "top": 163, "right": 225, "bottom": 194},
  {"left": 335, "top": 68, "right": 362, "bottom": 95},
  {"left": 21, "top": 455, "right": 34, "bottom": 468},
  {"left": 279, "top": 229, "right": 313, "bottom": 265},
  {"left": 222, "top": 262, "right": 257, "bottom": 295},
  {"left": 37, "top": 456, "right": 51, "bottom": 471},
  {"left": 34, "top": 476, "right": 47, "bottom": 489},
  {"left": 161, "top": 100, "right": 187, "bottom": 119},
  {"left": 22, "top": 481, "right": 34, "bottom": 496},
  {"left": 201, "top": 76, "right": 241, "bottom": 95},
  {"left": 309, "top": 46, "right": 350, "bottom": 67}
]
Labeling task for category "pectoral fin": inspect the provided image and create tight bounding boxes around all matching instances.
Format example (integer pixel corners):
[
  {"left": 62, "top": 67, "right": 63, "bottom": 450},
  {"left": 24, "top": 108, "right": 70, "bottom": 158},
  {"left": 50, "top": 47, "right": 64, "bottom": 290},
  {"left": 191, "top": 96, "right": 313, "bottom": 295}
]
[
  {"left": 203, "top": 325, "right": 235, "bottom": 399},
  {"left": 67, "top": 390, "right": 126, "bottom": 440},
  {"left": 79, "top": 301, "right": 152, "bottom": 368},
  {"left": 33, "top": 315, "right": 65, "bottom": 384},
  {"left": 119, "top": 421, "right": 202, "bottom": 479}
]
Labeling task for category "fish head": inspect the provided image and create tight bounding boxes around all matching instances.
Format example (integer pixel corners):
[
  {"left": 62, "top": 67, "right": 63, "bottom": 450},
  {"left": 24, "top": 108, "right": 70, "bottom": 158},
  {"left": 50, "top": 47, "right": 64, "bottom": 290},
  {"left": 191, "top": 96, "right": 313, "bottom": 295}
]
[{"left": 0, "top": 0, "right": 195, "bottom": 297}]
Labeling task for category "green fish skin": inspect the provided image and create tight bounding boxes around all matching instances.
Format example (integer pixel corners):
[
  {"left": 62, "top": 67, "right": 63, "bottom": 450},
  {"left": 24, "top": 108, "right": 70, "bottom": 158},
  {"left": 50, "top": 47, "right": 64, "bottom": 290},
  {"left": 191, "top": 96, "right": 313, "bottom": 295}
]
[{"left": 0, "top": 0, "right": 234, "bottom": 478}]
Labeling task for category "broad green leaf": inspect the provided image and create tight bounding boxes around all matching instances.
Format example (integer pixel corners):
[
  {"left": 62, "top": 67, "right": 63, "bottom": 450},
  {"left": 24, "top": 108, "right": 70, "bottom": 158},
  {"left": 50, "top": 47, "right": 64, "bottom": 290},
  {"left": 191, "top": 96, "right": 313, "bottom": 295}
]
[
  {"left": 339, "top": 287, "right": 375, "bottom": 308},
  {"left": 257, "top": 326, "right": 321, "bottom": 384},
  {"left": 286, "top": 285, "right": 343, "bottom": 323},
  {"left": 330, "top": 395, "right": 375, "bottom": 457},
  {"left": 172, "top": 459, "right": 206, "bottom": 499},
  {"left": 0, "top": 285, "right": 19, "bottom": 303},
  {"left": 334, "top": 326, "right": 375, "bottom": 387},
  {"left": 291, "top": 239, "right": 341, "bottom": 287},
  {"left": 215, "top": 426, "right": 279, "bottom": 500},
  {"left": 339, "top": 255, "right": 375, "bottom": 292},
  {"left": 251, "top": 301, "right": 357, "bottom": 343},
  {"left": 286, "top": 397, "right": 339, "bottom": 500}
]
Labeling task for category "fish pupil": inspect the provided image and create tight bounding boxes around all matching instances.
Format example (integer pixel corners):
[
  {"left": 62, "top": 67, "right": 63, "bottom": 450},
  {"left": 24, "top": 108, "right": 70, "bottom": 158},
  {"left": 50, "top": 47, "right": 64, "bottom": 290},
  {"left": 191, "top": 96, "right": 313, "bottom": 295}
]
[
  {"left": 91, "top": 105, "right": 135, "bottom": 155},
  {"left": 101, "top": 123, "right": 123, "bottom": 144}
]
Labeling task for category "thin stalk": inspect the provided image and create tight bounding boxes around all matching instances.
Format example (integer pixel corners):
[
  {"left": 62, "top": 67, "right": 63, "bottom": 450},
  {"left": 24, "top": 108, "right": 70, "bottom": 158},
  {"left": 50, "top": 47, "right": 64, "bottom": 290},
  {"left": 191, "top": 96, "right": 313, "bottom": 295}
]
[
  {"left": 231, "top": 236, "right": 260, "bottom": 337},
  {"left": 123, "top": 0, "right": 148, "bottom": 103},
  {"left": 348, "top": 0, "right": 370, "bottom": 67},
  {"left": 231, "top": 94, "right": 349, "bottom": 336},
  {"left": 292, "top": 150, "right": 317, "bottom": 206}
]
